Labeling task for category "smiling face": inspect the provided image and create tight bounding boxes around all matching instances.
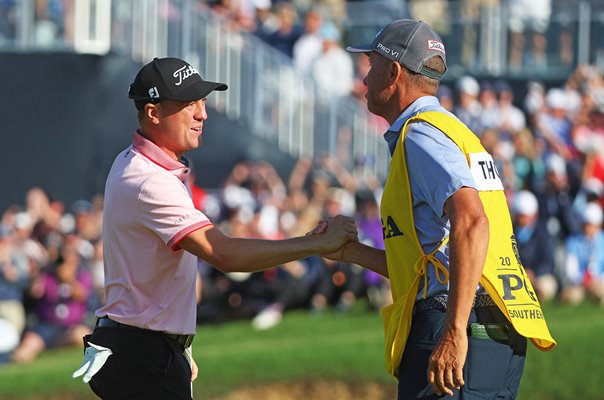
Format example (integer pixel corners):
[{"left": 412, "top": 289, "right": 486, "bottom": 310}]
[{"left": 144, "top": 99, "right": 208, "bottom": 160}]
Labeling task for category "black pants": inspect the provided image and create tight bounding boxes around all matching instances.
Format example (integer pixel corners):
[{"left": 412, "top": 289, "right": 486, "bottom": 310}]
[
  {"left": 88, "top": 327, "right": 192, "bottom": 400},
  {"left": 397, "top": 306, "right": 527, "bottom": 400}
]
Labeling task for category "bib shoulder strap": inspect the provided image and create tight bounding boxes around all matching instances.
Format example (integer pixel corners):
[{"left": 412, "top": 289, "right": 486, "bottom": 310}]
[{"left": 405, "top": 111, "right": 483, "bottom": 152}]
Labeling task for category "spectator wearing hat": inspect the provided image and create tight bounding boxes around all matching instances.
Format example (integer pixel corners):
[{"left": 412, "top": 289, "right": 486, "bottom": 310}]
[
  {"left": 536, "top": 88, "right": 575, "bottom": 160},
  {"left": 560, "top": 203, "right": 604, "bottom": 305},
  {"left": 310, "top": 22, "right": 354, "bottom": 101},
  {"left": 510, "top": 190, "right": 558, "bottom": 301},
  {"left": 573, "top": 178, "right": 604, "bottom": 217},
  {"left": 293, "top": 10, "right": 324, "bottom": 75},
  {"left": 523, "top": 81, "right": 546, "bottom": 123},
  {"left": 478, "top": 80, "right": 500, "bottom": 130},
  {"left": 494, "top": 80, "right": 526, "bottom": 138},
  {"left": 534, "top": 154, "right": 581, "bottom": 241},
  {"left": 454, "top": 75, "right": 484, "bottom": 135},
  {"left": 250, "top": 0, "right": 279, "bottom": 40},
  {"left": 436, "top": 84, "right": 454, "bottom": 112},
  {"left": 78, "top": 57, "right": 357, "bottom": 399},
  {"left": 70, "top": 200, "right": 100, "bottom": 242}
]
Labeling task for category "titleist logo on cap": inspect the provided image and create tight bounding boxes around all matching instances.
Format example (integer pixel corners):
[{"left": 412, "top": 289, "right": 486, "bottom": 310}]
[
  {"left": 427, "top": 40, "right": 445, "bottom": 54},
  {"left": 173, "top": 65, "right": 199, "bottom": 86}
]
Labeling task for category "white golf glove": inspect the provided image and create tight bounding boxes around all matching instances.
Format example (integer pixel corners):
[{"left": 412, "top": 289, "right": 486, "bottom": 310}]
[{"left": 72, "top": 342, "right": 113, "bottom": 383}]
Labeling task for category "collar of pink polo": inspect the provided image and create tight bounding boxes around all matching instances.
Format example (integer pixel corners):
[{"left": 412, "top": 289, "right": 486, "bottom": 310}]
[{"left": 132, "top": 130, "right": 191, "bottom": 182}]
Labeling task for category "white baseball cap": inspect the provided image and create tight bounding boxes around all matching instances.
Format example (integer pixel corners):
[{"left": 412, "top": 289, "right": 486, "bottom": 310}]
[
  {"left": 545, "top": 154, "right": 567, "bottom": 176},
  {"left": 546, "top": 88, "right": 568, "bottom": 110},
  {"left": 511, "top": 190, "right": 539, "bottom": 216},
  {"left": 456, "top": 76, "right": 480, "bottom": 96},
  {"left": 583, "top": 203, "right": 603, "bottom": 225}
]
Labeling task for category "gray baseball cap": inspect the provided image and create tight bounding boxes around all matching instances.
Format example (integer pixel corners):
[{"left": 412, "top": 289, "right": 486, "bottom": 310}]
[{"left": 346, "top": 19, "right": 447, "bottom": 80}]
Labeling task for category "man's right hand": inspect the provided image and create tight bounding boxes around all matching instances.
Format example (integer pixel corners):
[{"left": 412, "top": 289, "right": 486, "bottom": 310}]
[{"left": 308, "top": 217, "right": 389, "bottom": 278}]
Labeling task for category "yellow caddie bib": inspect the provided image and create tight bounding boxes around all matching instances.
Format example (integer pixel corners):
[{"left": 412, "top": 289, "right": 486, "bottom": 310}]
[{"left": 380, "top": 110, "right": 556, "bottom": 378}]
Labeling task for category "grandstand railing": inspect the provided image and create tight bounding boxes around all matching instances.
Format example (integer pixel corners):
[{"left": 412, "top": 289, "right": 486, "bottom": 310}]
[
  {"left": 3, "top": 0, "right": 604, "bottom": 180},
  {"left": 0, "top": 0, "right": 390, "bottom": 181},
  {"left": 344, "top": 0, "right": 604, "bottom": 79}
]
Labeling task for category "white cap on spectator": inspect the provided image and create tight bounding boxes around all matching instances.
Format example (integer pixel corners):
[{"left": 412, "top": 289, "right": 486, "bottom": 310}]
[
  {"left": 583, "top": 203, "right": 603, "bottom": 225},
  {"left": 14, "top": 212, "right": 32, "bottom": 230},
  {"left": 511, "top": 190, "right": 539, "bottom": 216},
  {"left": 545, "top": 154, "right": 566, "bottom": 176},
  {"left": 546, "top": 88, "right": 568, "bottom": 110},
  {"left": 583, "top": 177, "right": 604, "bottom": 197},
  {"left": 456, "top": 76, "right": 480, "bottom": 96},
  {"left": 319, "top": 22, "right": 341, "bottom": 42},
  {"left": 253, "top": 0, "right": 271, "bottom": 10},
  {"left": 524, "top": 81, "right": 545, "bottom": 115}
]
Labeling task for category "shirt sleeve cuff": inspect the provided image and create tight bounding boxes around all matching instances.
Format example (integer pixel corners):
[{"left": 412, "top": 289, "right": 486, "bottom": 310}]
[{"left": 169, "top": 221, "right": 213, "bottom": 251}]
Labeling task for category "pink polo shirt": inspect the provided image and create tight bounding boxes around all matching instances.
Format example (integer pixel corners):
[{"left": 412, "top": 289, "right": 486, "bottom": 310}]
[{"left": 96, "top": 131, "right": 212, "bottom": 335}]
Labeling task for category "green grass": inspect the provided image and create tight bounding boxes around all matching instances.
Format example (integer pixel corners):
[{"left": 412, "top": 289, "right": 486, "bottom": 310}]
[
  {"left": 518, "top": 301, "right": 604, "bottom": 400},
  {"left": 0, "top": 301, "right": 601, "bottom": 399}
]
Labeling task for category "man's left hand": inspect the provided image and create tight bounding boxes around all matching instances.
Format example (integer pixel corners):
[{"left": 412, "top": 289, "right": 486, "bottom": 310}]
[{"left": 427, "top": 328, "right": 467, "bottom": 397}]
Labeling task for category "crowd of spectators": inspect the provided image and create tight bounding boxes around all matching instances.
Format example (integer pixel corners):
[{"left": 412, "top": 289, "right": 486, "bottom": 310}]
[
  {"left": 0, "top": 153, "right": 391, "bottom": 364},
  {"left": 2, "top": 60, "right": 604, "bottom": 361}
]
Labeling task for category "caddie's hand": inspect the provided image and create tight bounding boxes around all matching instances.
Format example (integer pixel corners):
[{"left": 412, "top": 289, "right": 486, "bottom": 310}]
[
  {"left": 319, "top": 215, "right": 358, "bottom": 252},
  {"left": 320, "top": 242, "right": 348, "bottom": 262},
  {"left": 427, "top": 328, "right": 467, "bottom": 397}
]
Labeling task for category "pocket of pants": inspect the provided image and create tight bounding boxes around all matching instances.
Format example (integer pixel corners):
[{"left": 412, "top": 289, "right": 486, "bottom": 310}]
[{"left": 464, "top": 336, "right": 512, "bottom": 395}]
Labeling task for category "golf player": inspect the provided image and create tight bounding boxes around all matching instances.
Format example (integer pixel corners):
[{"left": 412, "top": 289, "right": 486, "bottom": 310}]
[
  {"left": 315, "top": 19, "right": 556, "bottom": 399},
  {"left": 73, "top": 57, "right": 358, "bottom": 399}
]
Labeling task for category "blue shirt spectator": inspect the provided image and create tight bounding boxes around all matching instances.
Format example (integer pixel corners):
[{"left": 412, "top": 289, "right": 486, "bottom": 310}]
[{"left": 561, "top": 203, "right": 604, "bottom": 305}]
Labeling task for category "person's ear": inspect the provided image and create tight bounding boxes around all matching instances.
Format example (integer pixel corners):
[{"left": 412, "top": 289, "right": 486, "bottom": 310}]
[
  {"left": 390, "top": 61, "right": 403, "bottom": 82},
  {"left": 144, "top": 103, "right": 160, "bottom": 124}
]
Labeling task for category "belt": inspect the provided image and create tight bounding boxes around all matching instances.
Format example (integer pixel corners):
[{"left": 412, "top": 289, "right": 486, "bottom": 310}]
[
  {"left": 95, "top": 317, "right": 195, "bottom": 349},
  {"left": 413, "top": 294, "right": 496, "bottom": 315}
]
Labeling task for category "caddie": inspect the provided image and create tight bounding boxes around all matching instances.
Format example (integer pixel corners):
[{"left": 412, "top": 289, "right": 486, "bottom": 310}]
[{"left": 316, "top": 19, "right": 556, "bottom": 399}]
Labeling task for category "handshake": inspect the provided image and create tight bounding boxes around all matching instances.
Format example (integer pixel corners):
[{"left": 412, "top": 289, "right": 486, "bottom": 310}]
[{"left": 306, "top": 215, "right": 358, "bottom": 261}]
